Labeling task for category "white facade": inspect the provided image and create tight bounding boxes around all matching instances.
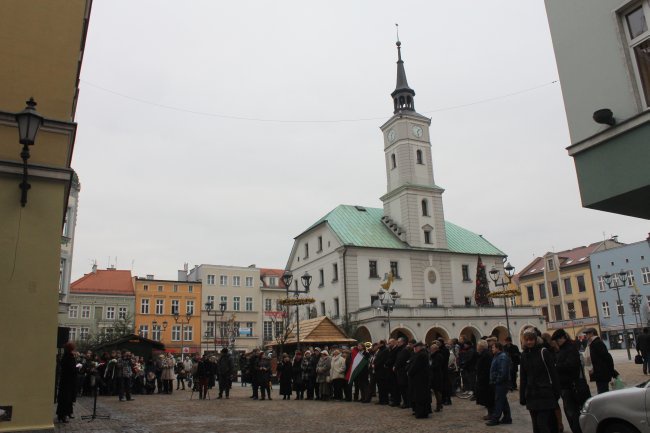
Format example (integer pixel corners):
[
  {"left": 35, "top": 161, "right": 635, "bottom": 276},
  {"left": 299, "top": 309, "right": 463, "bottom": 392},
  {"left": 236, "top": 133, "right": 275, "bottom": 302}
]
[{"left": 58, "top": 173, "right": 80, "bottom": 315}]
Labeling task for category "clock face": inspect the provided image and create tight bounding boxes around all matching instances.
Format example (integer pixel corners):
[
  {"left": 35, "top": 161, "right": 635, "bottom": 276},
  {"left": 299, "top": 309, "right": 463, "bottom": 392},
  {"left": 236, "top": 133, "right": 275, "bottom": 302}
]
[
  {"left": 412, "top": 125, "right": 423, "bottom": 138},
  {"left": 388, "top": 129, "right": 396, "bottom": 142}
]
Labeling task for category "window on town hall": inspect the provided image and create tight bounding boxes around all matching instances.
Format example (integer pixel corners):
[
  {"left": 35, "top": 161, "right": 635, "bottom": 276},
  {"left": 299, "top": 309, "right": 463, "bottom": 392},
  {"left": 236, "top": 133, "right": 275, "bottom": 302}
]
[
  {"left": 416, "top": 149, "right": 423, "bottom": 164},
  {"left": 321, "top": 301, "right": 326, "bottom": 316},
  {"left": 318, "top": 236, "right": 323, "bottom": 252},
  {"left": 319, "top": 269, "right": 324, "bottom": 287},
  {"left": 421, "top": 199, "right": 429, "bottom": 216},
  {"left": 369, "top": 260, "right": 378, "bottom": 278},
  {"left": 390, "top": 261, "right": 400, "bottom": 278},
  {"left": 424, "top": 230, "right": 432, "bottom": 244},
  {"left": 391, "top": 153, "right": 396, "bottom": 168},
  {"left": 304, "top": 242, "right": 309, "bottom": 259},
  {"left": 462, "top": 265, "right": 470, "bottom": 282},
  {"left": 334, "top": 298, "right": 340, "bottom": 317}
]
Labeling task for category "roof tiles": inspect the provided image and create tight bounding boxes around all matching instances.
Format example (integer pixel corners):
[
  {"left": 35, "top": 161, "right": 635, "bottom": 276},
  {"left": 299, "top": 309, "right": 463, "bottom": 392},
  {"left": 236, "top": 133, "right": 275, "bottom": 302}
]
[{"left": 70, "top": 269, "right": 135, "bottom": 296}]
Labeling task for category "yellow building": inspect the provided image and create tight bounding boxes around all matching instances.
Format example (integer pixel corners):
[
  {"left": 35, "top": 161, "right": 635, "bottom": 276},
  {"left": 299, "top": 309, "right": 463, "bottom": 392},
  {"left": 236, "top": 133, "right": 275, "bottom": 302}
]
[
  {"left": 517, "top": 239, "right": 623, "bottom": 339},
  {"left": 133, "top": 277, "right": 202, "bottom": 355},
  {"left": 0, "top": 1, "right": 91, "bottom": 431}
]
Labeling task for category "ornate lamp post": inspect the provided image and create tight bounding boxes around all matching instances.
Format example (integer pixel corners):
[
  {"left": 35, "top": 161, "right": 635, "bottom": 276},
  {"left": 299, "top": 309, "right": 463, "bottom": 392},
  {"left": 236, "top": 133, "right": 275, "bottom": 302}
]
[
  {"left": 281, "top": 270, "right": 312, "bottom": 351},
  {"left": 377, "top": 279, "right": 400, "bottom": 338},
  {"left": 603, "top": 270, "right": 631, "bottom": 360},
  {"left": 205, "top": 301, "right": 226, "bottom": 352},
  {"left": 488, "top": 262, "right": 516, "bottom": 339},
  {"left": 14, "top": 98, "right": 44, "bottom": 207},
  {"left": 151, "top": 320, "right": 168, "bottom": 342},
  {"left": 173, "top": 311, "right": 192, "bottom": 361}
]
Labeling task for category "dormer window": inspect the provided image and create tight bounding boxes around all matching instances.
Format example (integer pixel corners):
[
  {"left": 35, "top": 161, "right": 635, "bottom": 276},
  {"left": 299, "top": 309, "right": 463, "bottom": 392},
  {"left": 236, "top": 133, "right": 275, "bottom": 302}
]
[{"left": 416, "top": 149, "right": 423, "bottom": 164}]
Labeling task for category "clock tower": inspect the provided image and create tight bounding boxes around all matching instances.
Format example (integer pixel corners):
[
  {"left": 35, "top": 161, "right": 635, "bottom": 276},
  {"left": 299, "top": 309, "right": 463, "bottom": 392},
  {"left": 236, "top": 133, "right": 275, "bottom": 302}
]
[{"left": 380, "top": 41, "right": 448, "bottom": 250}]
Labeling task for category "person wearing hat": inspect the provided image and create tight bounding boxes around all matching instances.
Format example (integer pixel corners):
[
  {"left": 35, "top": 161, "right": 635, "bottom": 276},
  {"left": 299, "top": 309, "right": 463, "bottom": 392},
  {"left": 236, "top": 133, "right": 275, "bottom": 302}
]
[
  {"left": 583, "top": 327, "right": 616, "bottom": 394},
  {"left": 520, "top": 327, "right": 560, "bottom": 433},
  {"left": 316, "top": 350, "right": 332, "bottom": 401},
  {"left": 552, "top": 329, "right": 588, "bottom": 433},
  {"left": 408, "top": 342, "right": 431, "bottom": 418},
  {"left": 216, "top": 348, "right": 234, "bottom": 399}
]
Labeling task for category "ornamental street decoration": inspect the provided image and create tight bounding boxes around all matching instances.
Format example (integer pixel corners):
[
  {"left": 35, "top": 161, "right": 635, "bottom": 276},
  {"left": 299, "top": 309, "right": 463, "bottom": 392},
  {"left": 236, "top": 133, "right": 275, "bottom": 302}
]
[
  {"left": 474, "top": 255, "right": 491, "bottom": 306},
  {"left": 277, "top": 297, "right": 316, "bottom": 306}
]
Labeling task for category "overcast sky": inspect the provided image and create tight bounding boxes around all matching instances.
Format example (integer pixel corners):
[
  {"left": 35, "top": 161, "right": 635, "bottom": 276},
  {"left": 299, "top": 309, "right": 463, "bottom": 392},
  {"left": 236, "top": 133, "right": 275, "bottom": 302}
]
[{"left": 70, "top": 1, "right": 648, "bottom": 282}]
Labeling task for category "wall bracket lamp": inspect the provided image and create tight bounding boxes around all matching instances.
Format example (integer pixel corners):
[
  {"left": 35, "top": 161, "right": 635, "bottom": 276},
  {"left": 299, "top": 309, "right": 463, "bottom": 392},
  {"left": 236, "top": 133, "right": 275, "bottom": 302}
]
[{"left": 15, "top": 98, "right": 43, "bottom": 207}]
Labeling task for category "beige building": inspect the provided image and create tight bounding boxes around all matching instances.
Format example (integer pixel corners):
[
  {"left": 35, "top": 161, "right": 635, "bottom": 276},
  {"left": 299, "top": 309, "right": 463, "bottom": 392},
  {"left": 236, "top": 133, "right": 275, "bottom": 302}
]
[
  {"left": 517, "top": 239, "right": 623, "bottom": 339},
  {"left": 0, "top": 1, "right": 92, "bottom": 431},
  {"left": 259, "top": 268, "right": 291, "bottom": 345},
  {"left": 185, "top": 264, "right": 262, "bottom": 352}
]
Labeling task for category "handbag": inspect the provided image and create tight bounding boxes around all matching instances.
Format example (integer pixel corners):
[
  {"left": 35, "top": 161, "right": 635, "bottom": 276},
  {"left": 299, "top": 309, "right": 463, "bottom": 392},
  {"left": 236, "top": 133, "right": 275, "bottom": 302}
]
[
  {"left": 572, "top": 365, "right": 591, "bottom": 405},
  {"left": 635, "top": 354, "right": 644, "bottom": 365}
]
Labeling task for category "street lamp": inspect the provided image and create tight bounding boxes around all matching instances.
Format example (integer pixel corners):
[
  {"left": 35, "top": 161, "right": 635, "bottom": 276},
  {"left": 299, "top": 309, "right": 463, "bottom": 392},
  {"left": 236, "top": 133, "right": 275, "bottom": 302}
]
[
  {"left": 14, "top": 97, "right": 44, "bottom": 207},
  {"left": 377, "top": 284, "right": 400, "bottom": 338},
  {"left": 282, "top": 270, "right": 311, "bottom": 350},
  {"left": 173, "top": 311, "right": 192, "bottom": 361},
  {"left": 603, "top": 270, "right": 631, "bottom": 360},
  {"left": 630, "top": 293, "right": 643, "bottom": 337},
  {"left": 489, "top": 262, "right": 516, "bottom": 340},
  {"left": 152, "top": 320, "right": 168, "bottom": 342},
  {"left": 205, "top": 301, "right": 227, "bottom": 352}
]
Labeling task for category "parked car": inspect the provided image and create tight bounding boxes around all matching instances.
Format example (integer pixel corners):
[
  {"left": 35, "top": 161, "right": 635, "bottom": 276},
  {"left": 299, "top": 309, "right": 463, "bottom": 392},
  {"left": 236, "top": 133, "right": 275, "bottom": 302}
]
[{"left": 580, "top": 380, "right": 650, "bottom": 433}]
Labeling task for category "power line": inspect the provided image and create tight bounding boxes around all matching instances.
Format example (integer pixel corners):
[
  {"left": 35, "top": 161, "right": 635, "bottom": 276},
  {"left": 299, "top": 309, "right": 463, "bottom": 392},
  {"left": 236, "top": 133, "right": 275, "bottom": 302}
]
[{"left": 80, "top": 78, "right": 559, "bottom": 124}]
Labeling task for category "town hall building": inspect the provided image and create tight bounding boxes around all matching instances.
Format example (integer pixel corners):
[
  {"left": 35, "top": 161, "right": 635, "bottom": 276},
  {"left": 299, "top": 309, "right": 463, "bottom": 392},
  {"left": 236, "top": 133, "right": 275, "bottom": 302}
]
[{"left": 285, "top": 40, "right": 542, "bottom": 345}]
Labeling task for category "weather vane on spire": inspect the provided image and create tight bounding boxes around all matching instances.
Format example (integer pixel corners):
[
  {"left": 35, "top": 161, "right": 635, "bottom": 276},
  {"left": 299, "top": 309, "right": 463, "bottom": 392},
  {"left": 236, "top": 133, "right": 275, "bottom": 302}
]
[{"left": 395, "top": 23, "right": 400, "bottom": 43}]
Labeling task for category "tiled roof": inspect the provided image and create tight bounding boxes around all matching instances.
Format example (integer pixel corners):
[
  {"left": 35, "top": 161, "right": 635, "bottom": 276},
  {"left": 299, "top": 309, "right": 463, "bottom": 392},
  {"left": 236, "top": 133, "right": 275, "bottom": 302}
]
[
  {"left": 275, "top": 316, "right": 356, "bottom": 345},
  {"left": 259, "top": 268, "right": 287, "bottom": 288},
  {"left": 519, "top": 241, "right": 619, "bottom": 278},
  {"left": 70, "top": 269, "right": 135, "bottom": 296},
  {"left": 301, "top": 205, "right": 505, "bottom": 256}
]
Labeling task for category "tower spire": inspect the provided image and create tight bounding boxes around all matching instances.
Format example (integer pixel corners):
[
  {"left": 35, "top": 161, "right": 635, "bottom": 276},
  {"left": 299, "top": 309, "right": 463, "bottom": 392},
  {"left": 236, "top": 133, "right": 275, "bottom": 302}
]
[{"left": 391, "top": 25, "right": 415, "bottom": 114}]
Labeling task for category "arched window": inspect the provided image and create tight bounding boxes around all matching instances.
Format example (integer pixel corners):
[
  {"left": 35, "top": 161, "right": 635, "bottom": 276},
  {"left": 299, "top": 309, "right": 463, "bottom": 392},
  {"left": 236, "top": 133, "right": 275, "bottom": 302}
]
[
  {"left": 421, "top": 199, "right": 429, "bottom": 216},
  {"left": 391, "top": 154, "right": 397, "bottom": 168},
  {"left": 416, "top": 149, "right": 423, "bottom": 164}
]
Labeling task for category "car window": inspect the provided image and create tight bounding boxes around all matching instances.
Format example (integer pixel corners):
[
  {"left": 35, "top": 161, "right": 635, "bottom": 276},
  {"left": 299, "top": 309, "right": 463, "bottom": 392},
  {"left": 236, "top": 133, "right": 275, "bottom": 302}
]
[{"left": 639, "top": 380, "right": 649, "bottom": 389}]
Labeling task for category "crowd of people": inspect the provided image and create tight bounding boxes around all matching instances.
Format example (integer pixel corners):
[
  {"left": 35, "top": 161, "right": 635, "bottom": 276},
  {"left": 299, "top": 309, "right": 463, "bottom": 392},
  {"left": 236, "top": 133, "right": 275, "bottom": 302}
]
[{"left": 56, "top": 325, "right": 647, "bottom": 433}]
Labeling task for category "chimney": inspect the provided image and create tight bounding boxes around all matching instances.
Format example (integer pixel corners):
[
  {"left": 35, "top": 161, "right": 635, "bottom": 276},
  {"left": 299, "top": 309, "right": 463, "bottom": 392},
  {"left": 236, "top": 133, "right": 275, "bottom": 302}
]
[
  {"left": 146, "top": 274, "right": 154, "bottom": 280},
  {"left": 92, "top": 263, "right": 97, "bottom": 273}
]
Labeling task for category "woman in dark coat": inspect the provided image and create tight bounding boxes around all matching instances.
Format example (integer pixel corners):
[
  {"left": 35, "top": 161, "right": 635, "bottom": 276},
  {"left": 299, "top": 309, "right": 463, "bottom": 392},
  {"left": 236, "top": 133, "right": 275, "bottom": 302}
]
[
  {"left": 56, "top": 342, "right": 77, "bottom": 423},
  {"left": 278, "top": 354, "right": 293, "bottom": 399},
  {"left": 408, "top": 342, "right": 431, "bottom": 419},
  {"left": 520, "top": 328, "right": 561, "bottom": 433},
  {"left": 217, "top": 348, "right": 234, "bottom": 399},
  {"left": 292, "top": 351, "right": 305, "bottom": 400},
  {"left": 429, "top": 342, "right": 446, "bottom": 412},
  {"left": 257, "top": 353, "right": 272, "bottom": 400},
  {"left": 475, "top": 340, "right": 495, "bottom": 419}
]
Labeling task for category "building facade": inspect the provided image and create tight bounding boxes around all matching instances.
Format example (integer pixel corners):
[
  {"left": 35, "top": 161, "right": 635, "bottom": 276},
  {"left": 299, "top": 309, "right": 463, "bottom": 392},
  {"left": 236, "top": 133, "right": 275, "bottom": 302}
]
[
  {"left": 58, "top": 172, "right": 81, "bottom": 315},
  {"left": 590, "top": 236, "right": 650, "bottom": 349},
  {"left": 545, "top": 1, "right": 650, "bottom": 219},
  {"left": 133, "top": 276, "right": 202, "bottom": 355},
  {"left": 517, "top": 239, "right": 623, "bottom": 338},
  {"left": 285, "top": 41, "right": 542, "bottom": 346},
  {"left": 259, "top": 268, "right": 290, "bottom": 346},
  {"left": 185, "top": 265, "right": 260, "bottom": 352},
  {"left": 59, "top": 267, "right": 135, "bottom": 342},
  {"left": 0, "top": 1, "right": 92, "bottom": 431}
]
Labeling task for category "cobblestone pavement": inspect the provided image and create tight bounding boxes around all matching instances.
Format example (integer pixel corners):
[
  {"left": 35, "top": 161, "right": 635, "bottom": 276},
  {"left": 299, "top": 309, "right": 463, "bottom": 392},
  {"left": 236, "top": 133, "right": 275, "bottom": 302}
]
[{"left": 54, "top": 350, "right": 648, "bottom": 433}]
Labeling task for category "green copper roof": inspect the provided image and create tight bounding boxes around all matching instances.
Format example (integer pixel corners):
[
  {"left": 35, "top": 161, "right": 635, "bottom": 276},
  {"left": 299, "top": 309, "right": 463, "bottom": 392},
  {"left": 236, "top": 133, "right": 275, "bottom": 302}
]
[{"left": 303, "top": 205, "right": 505, "bottom": 256}]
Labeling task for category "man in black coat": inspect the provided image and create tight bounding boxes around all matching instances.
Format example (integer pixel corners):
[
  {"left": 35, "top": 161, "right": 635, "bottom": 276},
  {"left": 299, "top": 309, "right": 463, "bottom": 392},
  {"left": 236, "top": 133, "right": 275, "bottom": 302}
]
[
  {"left": 636, "top": 327, "right": 650, "bottom": 375},
  {"left": 552, "top": 329, "right": 585, "bottom": 433},
  {"left": 387, "top": 338, "right": 402, "bottom": 406},
  {"left": 408, "top": 342, "right": 431, "bottom": 419},
  {"left": 393, "top": 338, "right": 412, "bottom": 408},
  {"left": 504, "top": 336, "right": 521, "bottom": 390},
  {"left": 373, "top": 340, "right": 390, "bottom": 404},
  {"left": 584, "top": 328, "right": 616, "bottom": 394}
]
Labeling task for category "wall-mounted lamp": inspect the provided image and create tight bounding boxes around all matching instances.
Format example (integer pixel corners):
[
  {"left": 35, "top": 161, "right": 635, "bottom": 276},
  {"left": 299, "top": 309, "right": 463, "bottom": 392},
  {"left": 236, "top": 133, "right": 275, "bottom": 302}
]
[
  {"left": 15, "top": 98, "right": 43, "bottom": 207},
  {"left": 593, "top": 108, "right": 616, "bottom": 126}
]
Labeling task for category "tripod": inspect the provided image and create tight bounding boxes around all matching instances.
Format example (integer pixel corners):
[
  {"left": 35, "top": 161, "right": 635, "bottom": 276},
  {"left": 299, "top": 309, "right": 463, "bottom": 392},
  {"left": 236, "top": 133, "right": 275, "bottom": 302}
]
[{"left": 81, "top": 376, "right": 110, "bottom": 422}]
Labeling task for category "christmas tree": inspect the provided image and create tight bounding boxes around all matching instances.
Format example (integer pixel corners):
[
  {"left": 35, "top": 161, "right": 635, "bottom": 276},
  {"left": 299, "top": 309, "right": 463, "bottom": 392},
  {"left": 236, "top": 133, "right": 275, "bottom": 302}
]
[{"left": 474, "top": 255, "right": 491, "bottom": 306}]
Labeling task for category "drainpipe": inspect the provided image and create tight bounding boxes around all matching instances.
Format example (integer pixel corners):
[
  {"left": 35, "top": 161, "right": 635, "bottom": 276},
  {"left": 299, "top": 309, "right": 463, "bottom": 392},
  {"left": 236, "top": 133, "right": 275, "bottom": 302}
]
[{"left": 342, "top": 246, "right": 349, "bottom": 328}]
